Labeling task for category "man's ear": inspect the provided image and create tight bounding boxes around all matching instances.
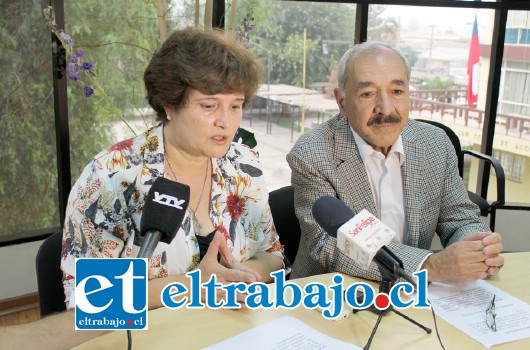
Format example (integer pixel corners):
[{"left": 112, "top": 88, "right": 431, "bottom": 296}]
[{"left": 333, "top": 88, "right": 344, "bottom": 110}]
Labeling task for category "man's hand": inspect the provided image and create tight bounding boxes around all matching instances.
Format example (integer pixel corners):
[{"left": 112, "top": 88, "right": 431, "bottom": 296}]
[
  {"left": 422, "top": 232, "right": 503, "bottom": 284},
  {"left": 482, "top": 232, "right": 504, "bottom": 276}
]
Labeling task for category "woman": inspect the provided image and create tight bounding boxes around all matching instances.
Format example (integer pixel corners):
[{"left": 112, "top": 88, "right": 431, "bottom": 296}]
[
  {"left": 1, "top": 27, "right": 286, "bottom": 349},
  {"left": 61, "top": 27, "right": 286, "bottom": 310}
]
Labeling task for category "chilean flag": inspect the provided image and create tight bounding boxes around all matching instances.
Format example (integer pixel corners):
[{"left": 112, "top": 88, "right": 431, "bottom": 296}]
[{"left": 467, "top": 15, "right": 480, "bottom": 107}]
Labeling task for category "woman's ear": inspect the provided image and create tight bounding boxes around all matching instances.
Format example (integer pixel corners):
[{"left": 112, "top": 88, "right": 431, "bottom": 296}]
[{"left": 163, "top": 107, "right": 173, "bottom": 121}]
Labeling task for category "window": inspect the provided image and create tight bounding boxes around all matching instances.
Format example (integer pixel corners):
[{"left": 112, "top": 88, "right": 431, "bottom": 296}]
[
  {"left": 494, "top": 151, "right": 526, "bottom": 183},
  {"left": 495, "top": 10, "right": 530, "bottom": 203},
  {"left": 238, "top": 0, "right": 356, "bottom": 191},
  {"left": 2, "top": 0, "right": 530, "bottom": 245},
  {"left": 499, "top": 61, "right": 530, "bottom": 116},
  {"left": 64, "top": 1, "right": 160, "bottom": 181},
  {"left": 368, "top": 5, "right": 503, "bottom": 198},
  {"left": 0, "top": 1, "right": 59, "bottom": 243}
]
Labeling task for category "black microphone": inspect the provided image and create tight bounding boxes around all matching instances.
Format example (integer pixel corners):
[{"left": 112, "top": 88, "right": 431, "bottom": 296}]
[
  {"left": 312, "top": 196, "right": 415, "bottom": 286},
  {"left": 137, "top": 177, "right": 190, "bottom": 259}
]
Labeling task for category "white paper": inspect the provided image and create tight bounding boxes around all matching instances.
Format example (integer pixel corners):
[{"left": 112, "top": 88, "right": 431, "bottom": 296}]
[
  {"left": 426, "top": 279, "right": 530, "bottom": 348},
  {"left": 201, "top": 316, "right": 361, "bottom": 350}
]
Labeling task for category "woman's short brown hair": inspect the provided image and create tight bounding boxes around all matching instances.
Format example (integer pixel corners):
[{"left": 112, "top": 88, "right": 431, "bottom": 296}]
[{"left": 144, "top": 27, "right": 264, "bottom": 122}]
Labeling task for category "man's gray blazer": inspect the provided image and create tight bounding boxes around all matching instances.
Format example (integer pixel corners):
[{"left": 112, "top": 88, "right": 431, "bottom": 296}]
[{"left": 286, "top": 114, "right": 489, "bottom": 280}]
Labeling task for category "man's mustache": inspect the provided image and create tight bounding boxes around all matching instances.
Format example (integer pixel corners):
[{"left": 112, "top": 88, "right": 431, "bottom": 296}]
[{"left": 367, "top": 114, "right": 402, "bottom": 127}]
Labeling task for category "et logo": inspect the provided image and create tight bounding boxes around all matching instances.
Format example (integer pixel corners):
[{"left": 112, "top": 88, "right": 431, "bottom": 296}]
[{"left": 75, "top": 258, "right": 148, "bottom": 330}]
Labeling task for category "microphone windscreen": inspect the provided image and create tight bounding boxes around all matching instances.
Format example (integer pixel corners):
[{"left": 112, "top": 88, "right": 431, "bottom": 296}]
[
  {"left": 312, "top": 196, "right": 355, "bottom": 238},
  {"left": 140, "top": 177, "right": 190, "bottom": 244}
]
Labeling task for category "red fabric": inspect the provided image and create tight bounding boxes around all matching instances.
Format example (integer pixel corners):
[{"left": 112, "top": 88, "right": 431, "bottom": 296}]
[{"left": 467, "top": 15, "right": 480, "bottom": 107}]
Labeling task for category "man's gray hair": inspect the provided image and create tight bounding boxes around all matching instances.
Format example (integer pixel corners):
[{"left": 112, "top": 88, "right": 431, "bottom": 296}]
[{"left": 336, "top": 41, "right": 411, "bottom": 96}]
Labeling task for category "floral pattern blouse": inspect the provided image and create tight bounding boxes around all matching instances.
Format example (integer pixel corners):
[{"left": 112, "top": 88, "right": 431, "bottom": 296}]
[{"left": 61, "top": 123, "right": 284, "bottom": 308}]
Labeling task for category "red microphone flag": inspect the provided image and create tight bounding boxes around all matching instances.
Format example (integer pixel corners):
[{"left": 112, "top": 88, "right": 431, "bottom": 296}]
[{"left": 467, "top": 15, "right": 480, "bottom": 107}]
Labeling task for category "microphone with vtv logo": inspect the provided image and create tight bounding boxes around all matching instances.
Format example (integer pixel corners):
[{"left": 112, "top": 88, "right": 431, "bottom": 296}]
[{"left": 137, "top": 177, "right": 190, "bottom": 259}]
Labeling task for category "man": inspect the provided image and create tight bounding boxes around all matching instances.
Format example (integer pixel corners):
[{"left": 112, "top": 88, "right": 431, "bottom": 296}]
[{"left": 286, "top": 41, "right": 503, "bottom": 284}]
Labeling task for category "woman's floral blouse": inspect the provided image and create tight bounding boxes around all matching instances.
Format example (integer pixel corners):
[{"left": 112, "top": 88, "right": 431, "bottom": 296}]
[{"left": 61, "top": 124, "right": 283, "bottom": 308}]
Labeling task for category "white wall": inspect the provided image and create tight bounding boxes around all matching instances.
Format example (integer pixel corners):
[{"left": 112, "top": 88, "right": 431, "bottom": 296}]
[
  {"left": 0, "top": 239, "right": 42, "bottom": 300},
  {"left": 495, "top": 208, "right": 530, "bottom": 252},
  {"left": 431, "top": 209, "right": 530, "bottom": 252}
]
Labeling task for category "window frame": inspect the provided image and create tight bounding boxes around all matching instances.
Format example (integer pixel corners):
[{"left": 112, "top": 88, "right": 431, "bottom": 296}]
[{"left": 2, "top": 0, "right": 530, "bottom": 246}]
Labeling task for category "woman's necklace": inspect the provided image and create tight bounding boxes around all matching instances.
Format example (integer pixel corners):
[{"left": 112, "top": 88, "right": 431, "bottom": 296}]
[{"left": 164, "top": 149, "right": 210, "bottom": 220}]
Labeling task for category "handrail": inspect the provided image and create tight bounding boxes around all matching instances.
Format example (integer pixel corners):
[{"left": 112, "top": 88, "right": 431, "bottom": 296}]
[{"left": 409, "top": 95, "right": 530, "bottom": 138}]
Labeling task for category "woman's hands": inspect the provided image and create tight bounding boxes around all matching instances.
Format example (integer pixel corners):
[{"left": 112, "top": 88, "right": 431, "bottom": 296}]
[
  {"left": 198, "top": 231, "right": 261, "bottom": 283},
  {"left": 196, "top": 232, "right": 261, "bottom": 307},
  {"left": 148, "top": 231, "right": 283, "bottom": 309}
]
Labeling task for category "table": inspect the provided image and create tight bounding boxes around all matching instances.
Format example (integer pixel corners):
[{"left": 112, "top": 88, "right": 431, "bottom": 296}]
[{"left": 74, "top": 252, "right": 530, "bottom": 349}]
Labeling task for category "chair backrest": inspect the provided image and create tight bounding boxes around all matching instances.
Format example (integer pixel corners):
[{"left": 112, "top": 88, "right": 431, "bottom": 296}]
[
  {"left": 269, "top": 185, "right": 301, "bottom": 265},
  {"left": 416, "top": 119, "right": 464, "bottom": 177},
  {"left": 35, "top": 230, "right": 66, "bottom": 317},
  {"left": 415, "top": 118, "right": 506, "bottom": 230}
]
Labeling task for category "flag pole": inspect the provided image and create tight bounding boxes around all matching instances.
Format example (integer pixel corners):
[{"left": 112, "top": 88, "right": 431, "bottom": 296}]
[{"left": 301, "top": 28, "right": 307, "bottom": 134}]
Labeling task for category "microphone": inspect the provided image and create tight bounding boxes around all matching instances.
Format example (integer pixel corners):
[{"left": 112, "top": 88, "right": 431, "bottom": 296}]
[
  {"left": 137, "top": 177, "right": 190, "bottom": 259},
  {"left": 312, "top": 196, "right": 415, "bottom": 285}
]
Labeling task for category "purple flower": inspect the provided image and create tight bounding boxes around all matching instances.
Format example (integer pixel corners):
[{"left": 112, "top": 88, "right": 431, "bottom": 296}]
[
  {"left": 81, "top": 61, "right": 94, "bottom": 71},
  {"left": 58, "top": 30, "right": 74, "bottom": 46},
  {"left": 235, "top": 12, "right": 256, "bottom": 48},
  {"left": 66, "top": 60, "right": 80, "bottom": 81},
  {"left": 67, "top": 55, "right": 78, "bottom": 69},
  {"left": 68, "top": 71, "right": 80, "bottom": 81},
  {"left": 73, "top": 49, "right": 85, "bottom": 58},
  {"left": 67, "top": 61, "right": 77, "bottom": 72},
  {"left": 83, "top": 85, "right": 94, "bottom": 98}
]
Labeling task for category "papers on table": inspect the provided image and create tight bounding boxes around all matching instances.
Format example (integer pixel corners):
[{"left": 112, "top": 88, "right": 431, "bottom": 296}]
[
  {"left": 201, "top": 316, "right": 361, "bottom": 350},
  {"left": 427, "top": 279, "right": 530, "bottom": 348}
]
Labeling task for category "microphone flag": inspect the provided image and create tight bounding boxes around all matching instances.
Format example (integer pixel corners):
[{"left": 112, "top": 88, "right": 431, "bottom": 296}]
[{"left": 337, "top": 209, "right": 396, "bottom": 270}]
